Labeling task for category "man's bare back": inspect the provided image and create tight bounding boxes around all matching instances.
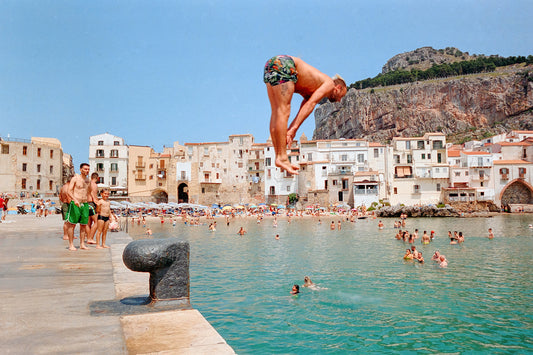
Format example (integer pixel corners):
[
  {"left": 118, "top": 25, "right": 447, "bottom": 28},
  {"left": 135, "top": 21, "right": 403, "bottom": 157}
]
[{"left": 59, "top": 183, "right": 71, "bottom": 204}]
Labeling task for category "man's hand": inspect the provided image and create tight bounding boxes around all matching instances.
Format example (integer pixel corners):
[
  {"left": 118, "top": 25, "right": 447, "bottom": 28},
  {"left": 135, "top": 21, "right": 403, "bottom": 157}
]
[{"left": 286, "top": 127, "right": 297, "bottom": 148}]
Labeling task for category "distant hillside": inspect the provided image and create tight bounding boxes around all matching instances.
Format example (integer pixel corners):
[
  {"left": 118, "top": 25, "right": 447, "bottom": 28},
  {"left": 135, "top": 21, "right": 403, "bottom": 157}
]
[
  {"left": 313, "top": 59, "right": 533, "bottom": 144},
  {"left": 382, "top": 47, "right": 479, "bottom": 74}
]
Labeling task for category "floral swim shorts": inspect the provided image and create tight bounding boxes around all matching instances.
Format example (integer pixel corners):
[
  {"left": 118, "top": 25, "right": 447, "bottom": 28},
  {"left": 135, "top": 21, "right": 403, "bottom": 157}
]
[{"left": 263, "top": 55, "right": 298, "bottom": 86}]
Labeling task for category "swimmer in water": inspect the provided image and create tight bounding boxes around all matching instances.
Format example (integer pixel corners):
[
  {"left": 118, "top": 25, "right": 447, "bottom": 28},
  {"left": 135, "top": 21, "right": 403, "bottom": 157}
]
[
  {"left": 422, "top": 231, "right": 430, "bottom": 244},
  {"left": 145, "top": 228, "right": 152, "bottom": 236},
  {"left": 290, "top": 284, "right": 300, "bottom": 295},
  {"left": 237, "top": 227, "right": 247, "bottom": 235},
  {"left": 404, "top": 249, "right": 413, "bottom": 260},
  {"left": 416, "top": 251, "right": 424, "bottom": 263},
  {"left": 303, "top": 276, "right": 314, "bottom": 287},
  {"left": 487, "top": 228, "right": 494, "bottom": 239},
  {"left": 378, "top": 220, "right": 384, "bottom": 229},
  {"left": 275, "top": 234, "right": 280, "bottom": 240},
  {"left": 439, "top": 255, "right": 448, "bottom": 268},
  {"left": 330, "top": 221, "right": 335, "bottom": 230}
]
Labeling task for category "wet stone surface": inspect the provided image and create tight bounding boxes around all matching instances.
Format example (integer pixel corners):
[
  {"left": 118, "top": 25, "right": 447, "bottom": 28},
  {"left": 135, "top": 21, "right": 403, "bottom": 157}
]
[{"left": 123, "top": 238, "right": 190, "bottom": 302}]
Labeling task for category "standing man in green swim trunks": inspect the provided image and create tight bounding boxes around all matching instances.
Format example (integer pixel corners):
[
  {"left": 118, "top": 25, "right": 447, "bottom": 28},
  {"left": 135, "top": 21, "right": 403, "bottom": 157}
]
[
  {"left": 65, "top": 163, "right": 91, "bottom": 251},
  {"left": 264, "top": 55, "right": 347, "bottom": 175}
]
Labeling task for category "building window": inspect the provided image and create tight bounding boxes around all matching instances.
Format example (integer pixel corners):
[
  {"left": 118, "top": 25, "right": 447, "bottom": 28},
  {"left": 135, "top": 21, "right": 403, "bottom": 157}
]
[
  {"left": 265, "top": 157, "right": 271, "bottom": 167},
  {"left": 97, "top": 163, "right": 104, "bottom": 172},
  {"left": 50, "top": 150, "right": 54, "bottom": 159},
  {"left": 417, "top": 141, "right": 424, "bottom": 149},
  {"left": 96, "top": 149, "right": 104, "bottom": 157},
  {"left": 405, "top": 141, "right": 411, "bottom": 150},
  {"left": 98, "top": 177, "right": 104, "bottom": 184},
  {"left": 341, "top": 154, "right": 348, "bottom": 162},
  {"left": 36, "top": 179, "right": 41, "bottom": 190},
  {"left": 394, "top": 155, "right": 400, "bottom": 164},
  {"left": 98, "top": 141, "right": 104, "bottom": 145},
  {"left": 37, "top": 164, "right": 41, "bottom": 173},
  {"left": 114, "top": 141, "right": 120, "bottom": 146},
  {"left": 421, "top": 154, "right": 426, "bottom": 159},
  {"left": 149, "top": 175, "right": 153, "bottom": 180},
  {"left": 149, "top": 164, "right": 154, "bottom": 169},
  {"left": 342, "top": 179, "right": 349, "bottom": 190},
  {"left": 202, "top": 187, "right": 205, "bottom": 194},
  {"left": 238, "top": 162, "right": 243, "bottom": 168},
  {"left": 37, "top": 148, "right": 41, "bottom": 157},
  {"left": 394, "top": 187, "right": 398, "bottom": 194},
  {"left": 22, "top": 163, "right": 27, "bottom": 172},
  {"left": 204, "top": 147, "right": 209, "bottom": 155},
  {"left": 357, "top": 154, "right": 364, "bottom": 163},
  {"left": 50, "top": 166, "right": 53, "bottom": 174},
  {"left": 308, "top": 153, "right": 313, "bottom": 161},
  {"left": 436, "top": 183, "right": 441, "bottom": 191},
  {"left": 374, "top": 149, "right": 379, "bottom": 158},
  {"left": 110, "top": 149, "right": 118, "bottom": 158},
  {"left": 414, "top": 184, "right": 420, "bottom": 193},
  {"left": 110, "top": 163, "right": 118, "bottom": 171},
  {"left": 49, "top": 180, "right": 53, "bottom": 190},
  {"left": 433, "top": 140, "right": 443, "bottom": 149},
  {"left": 111, "top": 176, "right": 117, "bottom": 186},
  {"left": 22, "top": 178, "right": 27, "bottom": 189},
  {"left": 23, "top": 146, "right": 27, "bottom": 155},
  {"left": 407, "top": 155, "right": 412, "bottom": 164},
  {"left": 269, "top": 186, "right": 275, "bottom": 195},
  {"left": 287, "top": 186, "right": 290, "bottom": 192}
]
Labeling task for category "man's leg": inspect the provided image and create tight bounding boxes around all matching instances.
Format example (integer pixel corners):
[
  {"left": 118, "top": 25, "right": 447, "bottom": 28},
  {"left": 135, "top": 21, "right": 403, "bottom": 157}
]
[
  {"left": 87, "top": 215, "right": 98, "bottom": 243},
  {"left": 66, "top": 223, "right": 77, "bottom": 251},
  {"left": 79, "top": 224, "right": 89, "bottom": 249},
  {"left": 266, "top": 82, "right": 299, "bottom": 174}
]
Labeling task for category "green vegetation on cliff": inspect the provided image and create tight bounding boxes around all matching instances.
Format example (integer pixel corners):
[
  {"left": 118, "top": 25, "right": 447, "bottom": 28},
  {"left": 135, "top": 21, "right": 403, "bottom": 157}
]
[{"left": 350, "top": 55, "right": 533, "bottom": 90}]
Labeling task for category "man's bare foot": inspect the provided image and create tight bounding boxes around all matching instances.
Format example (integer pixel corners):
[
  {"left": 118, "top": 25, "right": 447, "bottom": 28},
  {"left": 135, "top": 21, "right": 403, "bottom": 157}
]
[
  {"left": 95, "top": 245, "right": 103, "bottom": 249},
  {"left": 79, "top": 245, "right": 89, "bottom": 250},
  {"left": 87, "top": 240, "right": 97, "bottom": 244},
  {"left": 102, "top": 244, "right": 110, "bottom": 248},
  {"left": 275, "top": 158, "right": 300, "bottom": 175},
  {"left": 68, "top": 246, "right": 77, "bottom": 251}
]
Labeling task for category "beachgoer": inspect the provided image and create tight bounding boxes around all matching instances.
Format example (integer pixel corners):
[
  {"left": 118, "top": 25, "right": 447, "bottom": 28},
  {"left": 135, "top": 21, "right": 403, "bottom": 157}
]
[
  {"left": 439, "top": 255, "right": 448, "bottom": 268},
  {"left": 431, "top": 251, "right": 441, "bottom": 262},
  {"left": 238, "top": 227, "right": 247, "bottom": 235},
  {"left": 290, "top": 284, "right": 300, "bottom": 295},
  {"left": 65, "top": 163, "right": 91, "bottom": 251},
  {"left": 0, "top": 195, "right": 4, "bottom": 222},
  {"left": 416, "top": 252, "right": 424, "bottom": 263},
  {"left": 94, "top": 188, "right": 111, "bottom": 249},
  {"left": 411, "top": 245, "right": 419, "bottom": 259},
  {"left": 422, "top": 231, "right": 430, "bottom": 244},
  {"left": 337, "top": 220, "right": 342, "bottom": 230},
  {"left": 59, "top": 177, "right": 72, "bottom": 240},
  {"left": 275, "top": 234, "right": 280, "bottom": 240},
  {"left": 86, "top": 172, "right": 99, "bottom": 244},
  {"left": 378, "top": 220, "right": 384, "bottom": 229},
  {"left": 264, "top": 55, "right": 347, "bottom": 174},
  {"left": 303, "top": 276, "right": 314, "bottom": 287},
  {"left": 145, "top": 228, "right": 152, "bottom": 236},
  {"left": 487, "top": 228, "right": 494, "bottom": 239},
  {"left": 403, "top": 249, "right": 413, "bottom": 260},
  {"left": 430, "top": 230, "right": 435, "bottom": 239}
]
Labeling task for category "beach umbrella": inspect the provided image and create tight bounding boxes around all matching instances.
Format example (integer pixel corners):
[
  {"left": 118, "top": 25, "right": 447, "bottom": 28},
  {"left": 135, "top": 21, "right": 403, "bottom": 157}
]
[
  {"left": 211, "top": 203, "right": 220, "bottom": 209},
  {"left": 277, "top": 204, "right": 285, "bottom": 209},
  {"left": 222, "top": 205, "right": 233, "bottom": 211},
  {"left": 249, "top": 204, "right": 258, "bottom": 208}
]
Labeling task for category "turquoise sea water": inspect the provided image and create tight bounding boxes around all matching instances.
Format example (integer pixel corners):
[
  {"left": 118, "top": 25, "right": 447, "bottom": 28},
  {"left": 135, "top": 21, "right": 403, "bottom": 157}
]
[{"left": 129, "top": 215, "right": 533, "bottom": 354}]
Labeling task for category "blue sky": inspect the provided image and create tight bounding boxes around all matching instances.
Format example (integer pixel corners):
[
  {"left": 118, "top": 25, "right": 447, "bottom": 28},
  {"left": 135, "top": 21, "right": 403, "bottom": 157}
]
[{"left": 1, "top": 0, "right": 532, "bottom": 167}]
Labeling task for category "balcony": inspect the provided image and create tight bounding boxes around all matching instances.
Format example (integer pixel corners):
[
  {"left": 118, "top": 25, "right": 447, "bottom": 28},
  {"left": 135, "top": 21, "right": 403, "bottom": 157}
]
[
  {"left": 501, "top": 174, "right": 508, "bottom": 180},
  {"left": 201, "top": 178, "right": 221, "bottom": 184},
  {"left": 135, "top": 174, "right": 146, "bottom": 180},
  {"left": 519, "top": 173, "right": 526, "bottom": 179},
  {"left": 135, "top": 162, "right": 146, "bottom": 168},
  {"left": 394, "top": 174, "right": 414, "bottom": 179}
]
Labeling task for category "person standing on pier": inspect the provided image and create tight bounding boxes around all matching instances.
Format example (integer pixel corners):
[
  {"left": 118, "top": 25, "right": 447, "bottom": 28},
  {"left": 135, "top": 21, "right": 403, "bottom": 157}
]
[{"left": 65, "top": 163, "right": 91, "bottom": 251}]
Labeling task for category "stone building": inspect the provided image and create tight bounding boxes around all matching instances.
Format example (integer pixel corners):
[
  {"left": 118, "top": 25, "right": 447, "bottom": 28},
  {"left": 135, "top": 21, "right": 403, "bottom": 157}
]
[
  {"left": 88, "top": 133, "right": 128, "bottom": 195},
  {"left": 128, "top": 145, "right": 172, "bottom": 203},
  {"left": 0, "top": 136, "right": 64, "bottom": 197},
  {"left": 389, "top": 133, "right": 449, "bottom": 205},
  {"left": 180, "top": 134, "right": 255, "bottom": 205}
]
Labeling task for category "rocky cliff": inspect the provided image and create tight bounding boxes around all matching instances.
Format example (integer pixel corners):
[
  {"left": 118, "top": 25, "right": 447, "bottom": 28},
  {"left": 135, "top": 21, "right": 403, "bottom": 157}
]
[
  {"left": 313, "top": 64, "right": 533, "bottom": 143},
  {"left": 381, "top": 46, "right": 478, "bottom": 74}
]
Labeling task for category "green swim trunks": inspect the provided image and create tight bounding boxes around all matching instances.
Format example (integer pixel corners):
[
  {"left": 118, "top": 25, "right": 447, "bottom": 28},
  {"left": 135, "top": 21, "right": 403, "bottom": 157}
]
[
  {"left": 263, "top": 55, "right": 298, "bottom": 86},
  {"left": 66, "top": 201, "right": 90, "bottom": 225}
]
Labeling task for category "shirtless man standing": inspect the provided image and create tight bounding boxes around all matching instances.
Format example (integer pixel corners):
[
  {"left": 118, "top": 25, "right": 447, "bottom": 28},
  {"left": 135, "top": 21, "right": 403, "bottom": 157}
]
[
  {"left": 65, "top": 163, "right": 91, "bottom": 251},
  {"left": 264, "top": 55, "right": 347, "bottom": 174},
  {"left": 86, "top": 172, "right": 99, "bottom": 244},
  {"left": 59, "top": 177, "right": 72, "bottom": 240}
]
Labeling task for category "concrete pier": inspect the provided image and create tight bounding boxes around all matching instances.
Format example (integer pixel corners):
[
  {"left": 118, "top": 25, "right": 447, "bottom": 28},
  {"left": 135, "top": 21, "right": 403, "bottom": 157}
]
[{"left": 0, "top": 214, "right": 234, "bottom": 354}]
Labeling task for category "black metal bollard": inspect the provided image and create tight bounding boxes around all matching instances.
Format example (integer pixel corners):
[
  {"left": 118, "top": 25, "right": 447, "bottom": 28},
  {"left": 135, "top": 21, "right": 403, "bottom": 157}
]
[{"left": 122, "top": 238, "right": 190, "bottom": 303}]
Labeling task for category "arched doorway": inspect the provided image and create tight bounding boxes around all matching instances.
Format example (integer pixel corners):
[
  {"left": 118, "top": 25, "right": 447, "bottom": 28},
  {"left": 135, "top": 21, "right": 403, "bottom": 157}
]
[
  {"left": 178, "top": 183, "right": 189, "bottom": 203},
  {"left": 152, "top": 189, "right": 168, "bottom": 204},
  {"left": 500, "top": 179, "right": 533, "bottom": 205}
]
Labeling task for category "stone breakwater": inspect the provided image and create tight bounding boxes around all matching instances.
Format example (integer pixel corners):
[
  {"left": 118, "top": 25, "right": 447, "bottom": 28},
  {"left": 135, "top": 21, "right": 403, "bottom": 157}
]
[{"left": 376, "top": 204, "right": 459, "bottom": 217}]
